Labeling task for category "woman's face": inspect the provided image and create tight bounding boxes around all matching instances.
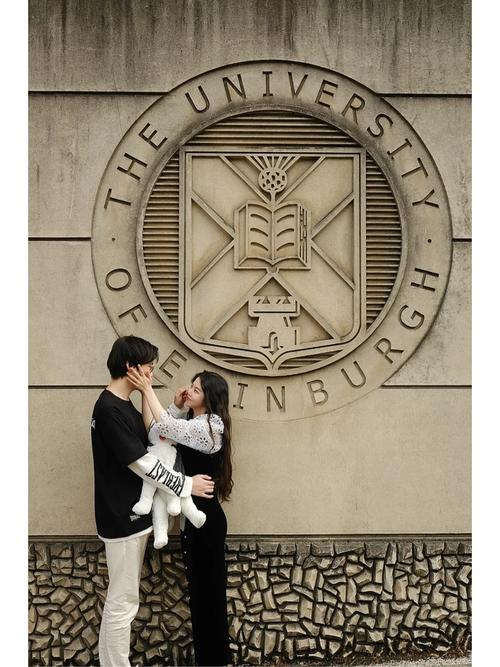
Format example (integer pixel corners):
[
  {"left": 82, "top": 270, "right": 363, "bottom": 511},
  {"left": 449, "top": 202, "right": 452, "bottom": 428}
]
[{"left": 184, "top": 376, "right": 206, "bottom": 411}]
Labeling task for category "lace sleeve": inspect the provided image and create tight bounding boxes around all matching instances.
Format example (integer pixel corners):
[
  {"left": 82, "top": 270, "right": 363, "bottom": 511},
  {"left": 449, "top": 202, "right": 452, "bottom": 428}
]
[
  {"left": 167, "top": 403, "right": 189, "bottom": 419},
  {"left": 148, "top": 403, "right": 188, "bottom": 434},
  {"left": 156, "top": 409, "right": 224, "bottom": 453}
]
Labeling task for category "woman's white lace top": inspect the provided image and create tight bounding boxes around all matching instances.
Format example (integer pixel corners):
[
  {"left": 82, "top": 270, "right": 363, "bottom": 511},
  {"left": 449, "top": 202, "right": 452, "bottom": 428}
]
[{"left": 150, "top": 403, "right": 223, "bottom": 454}]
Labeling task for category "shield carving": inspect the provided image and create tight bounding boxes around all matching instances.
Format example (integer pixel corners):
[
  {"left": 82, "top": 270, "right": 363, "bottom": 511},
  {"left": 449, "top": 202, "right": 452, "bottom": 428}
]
[{"left": 179, "top": 146, "right": 365, "bottom": 374}]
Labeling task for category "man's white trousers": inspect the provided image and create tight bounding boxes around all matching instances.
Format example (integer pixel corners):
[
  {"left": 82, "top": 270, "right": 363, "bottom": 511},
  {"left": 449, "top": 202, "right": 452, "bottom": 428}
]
[{"left": 98, "top": 532, "right": 149, "bottom": 667}]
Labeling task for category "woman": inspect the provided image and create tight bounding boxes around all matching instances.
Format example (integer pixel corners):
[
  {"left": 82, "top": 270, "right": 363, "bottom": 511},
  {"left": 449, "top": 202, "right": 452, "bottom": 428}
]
[{"left": 126, "top": 366, "right": 233, "bottom": 667}]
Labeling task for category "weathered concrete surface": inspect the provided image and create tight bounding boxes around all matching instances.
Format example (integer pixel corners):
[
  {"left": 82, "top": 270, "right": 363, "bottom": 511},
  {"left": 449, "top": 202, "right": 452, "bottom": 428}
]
[
  {"left": 29, "top": 94, "right": 470, "bottom": 239},
  {"left": 385, "top": 242, "right": 471, "bottom": 387},
  {"left": 29, "top": 0, "right": 471, "bottom": 94},
  {"left": 386, "top": 97, "right": 471, "bottom": 239},
  {"left": 28, "top": 241, "right": 117, "bottom": 386},
  {"left": 29, "top": 93, "right": 158, "bottom": 238},
  {"left": 28, "top": 240, "right": 470, "bottom": 387},
  {"left": 29, "top": 386, "right": 471, "bottom": 535}
]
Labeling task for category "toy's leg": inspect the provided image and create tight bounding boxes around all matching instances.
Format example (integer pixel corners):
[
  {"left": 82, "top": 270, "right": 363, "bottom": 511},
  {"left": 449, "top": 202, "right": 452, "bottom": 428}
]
[
  {"left": 152, "top": 494, "right": 169, "bottom": 549},
  {"left": 132, "top": 482, "right": 155, "bottom": 516},
  {"left": 160, "top": 489, "right": 181, "bottom": 517},
  {"left": 181, "top": 497, "right": 206, "bottom": 529}
]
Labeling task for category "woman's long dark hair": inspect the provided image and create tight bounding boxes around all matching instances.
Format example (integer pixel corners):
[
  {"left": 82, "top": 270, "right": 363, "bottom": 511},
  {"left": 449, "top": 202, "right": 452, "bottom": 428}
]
[{"left": 187, "top": 370, "right": 233, "bottom": 502}]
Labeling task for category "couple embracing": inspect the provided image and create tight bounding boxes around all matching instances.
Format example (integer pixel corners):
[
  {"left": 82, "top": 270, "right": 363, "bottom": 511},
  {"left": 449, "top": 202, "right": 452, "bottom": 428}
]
[{"left": 91, "top": 335, "right": 233, "bottom": 666}]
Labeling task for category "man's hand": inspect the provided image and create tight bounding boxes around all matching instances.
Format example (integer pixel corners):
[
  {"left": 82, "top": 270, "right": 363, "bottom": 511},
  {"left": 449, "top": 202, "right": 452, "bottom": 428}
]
[{"left": 192, "top": 474, "right": 215, "bottom": 498}]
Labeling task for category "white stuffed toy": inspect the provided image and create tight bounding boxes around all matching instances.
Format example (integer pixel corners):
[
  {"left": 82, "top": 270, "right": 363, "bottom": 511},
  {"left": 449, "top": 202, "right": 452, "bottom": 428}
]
[{"left": 133, "top": 423, "right": 206, "bottom": 548}]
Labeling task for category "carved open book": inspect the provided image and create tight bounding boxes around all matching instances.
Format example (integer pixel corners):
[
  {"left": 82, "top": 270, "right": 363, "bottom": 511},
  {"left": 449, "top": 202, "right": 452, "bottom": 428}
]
[{"left": 236, "top": 201, "right": 310, "bottom": 268}]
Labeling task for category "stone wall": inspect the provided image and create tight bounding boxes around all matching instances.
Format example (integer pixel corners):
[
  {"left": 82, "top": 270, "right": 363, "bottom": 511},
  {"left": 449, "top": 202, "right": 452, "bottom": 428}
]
[
  {"left": 29, "top": 1, "right": 471, "bottom": 665},
  {"left": 28, "top": 536, "right": 471, "bottom": 665}
]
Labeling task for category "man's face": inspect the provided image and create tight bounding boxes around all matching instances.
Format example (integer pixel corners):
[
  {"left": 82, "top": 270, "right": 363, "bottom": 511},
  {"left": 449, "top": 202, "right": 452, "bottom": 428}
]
[
  {"left": 140, "top": 361, "right": 155, "bottom": 380},
  {"left": 127, "top": 360, "right": 155, "bottom": 382}
]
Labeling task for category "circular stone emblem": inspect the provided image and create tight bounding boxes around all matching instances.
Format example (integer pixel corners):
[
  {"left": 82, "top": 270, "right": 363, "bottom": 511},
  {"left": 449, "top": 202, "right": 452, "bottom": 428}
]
[{"left": 92, "top": 60, "right": 452, "bottom": 421}]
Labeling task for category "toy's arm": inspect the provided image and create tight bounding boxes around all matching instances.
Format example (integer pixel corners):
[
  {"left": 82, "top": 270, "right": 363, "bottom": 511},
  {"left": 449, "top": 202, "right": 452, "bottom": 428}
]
[
  {"left": 129, "top": 456, "right": 213, "bottom": 498},
  {"left": 128, "top": 454, "right": 192, "bottom": 497}
]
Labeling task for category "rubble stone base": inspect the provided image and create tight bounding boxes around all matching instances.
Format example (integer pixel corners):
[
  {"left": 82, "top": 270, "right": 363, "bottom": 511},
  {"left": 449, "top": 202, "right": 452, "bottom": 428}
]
[{"left": 28, "top": 536, "right": 471, "bottom": 665}]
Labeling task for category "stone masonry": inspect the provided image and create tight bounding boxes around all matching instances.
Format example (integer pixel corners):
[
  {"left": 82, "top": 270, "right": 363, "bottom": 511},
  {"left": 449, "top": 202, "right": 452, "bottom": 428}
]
[{"left": 28, "top": 537, "right": 471, "bottom": 665}]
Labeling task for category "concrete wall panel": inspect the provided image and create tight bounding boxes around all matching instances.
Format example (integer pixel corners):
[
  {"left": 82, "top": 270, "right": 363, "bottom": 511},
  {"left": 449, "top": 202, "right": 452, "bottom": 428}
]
[
  {"left": 29, "top": 94, "right": 159, "bottom": 238},
  {"left": 29, "top": 241, "right": 117, "bottom": 386},
  {"left": 29, "top": 0, "right": 471, "bottom": 95},
  {"left": 386, "top": 241, "right": 471, "bottom": 386},
  {"left": 387, "top": 96, "right": 471, "bottom": 238},
  {"left": 29, "top": 386, "right": 471, "bottom": 536},
  {"left": 29, "top": 94, "right": 471, "bottom": 239},
  {"left": 28, "top": 0, "right": 470, "bottom": 546},
  {"left": 29, "top": 240, "right": 470, "bottom": 386}
]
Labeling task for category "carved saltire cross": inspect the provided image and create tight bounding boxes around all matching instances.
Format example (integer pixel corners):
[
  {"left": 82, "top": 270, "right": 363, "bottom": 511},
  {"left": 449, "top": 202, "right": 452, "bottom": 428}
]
[{"left": 181, "top": 148, "right": 364, "bottom": 370}]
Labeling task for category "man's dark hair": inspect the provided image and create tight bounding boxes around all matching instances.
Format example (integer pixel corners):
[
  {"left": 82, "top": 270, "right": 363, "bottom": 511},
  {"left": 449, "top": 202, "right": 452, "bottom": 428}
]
[{"left": 107, "top": 336, "right": 159, "bottom": 379}]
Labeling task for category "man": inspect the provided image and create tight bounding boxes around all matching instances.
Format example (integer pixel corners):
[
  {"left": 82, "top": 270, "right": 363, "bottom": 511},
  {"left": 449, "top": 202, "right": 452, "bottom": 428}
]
[{"left": 91, "top": 335, "right": 214, "bottom": 666}]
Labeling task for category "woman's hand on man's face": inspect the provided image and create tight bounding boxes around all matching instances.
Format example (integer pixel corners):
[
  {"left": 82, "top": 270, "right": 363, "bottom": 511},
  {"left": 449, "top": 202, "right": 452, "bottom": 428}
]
[{"left": 126, "top": 364, "right": 152, "bottom": 392}]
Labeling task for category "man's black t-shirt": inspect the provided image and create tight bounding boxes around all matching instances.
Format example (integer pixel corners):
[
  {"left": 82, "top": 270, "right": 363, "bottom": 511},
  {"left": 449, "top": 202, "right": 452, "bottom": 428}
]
[{"left": 91, "top": 389, "right": 153, "bottom": 539}]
